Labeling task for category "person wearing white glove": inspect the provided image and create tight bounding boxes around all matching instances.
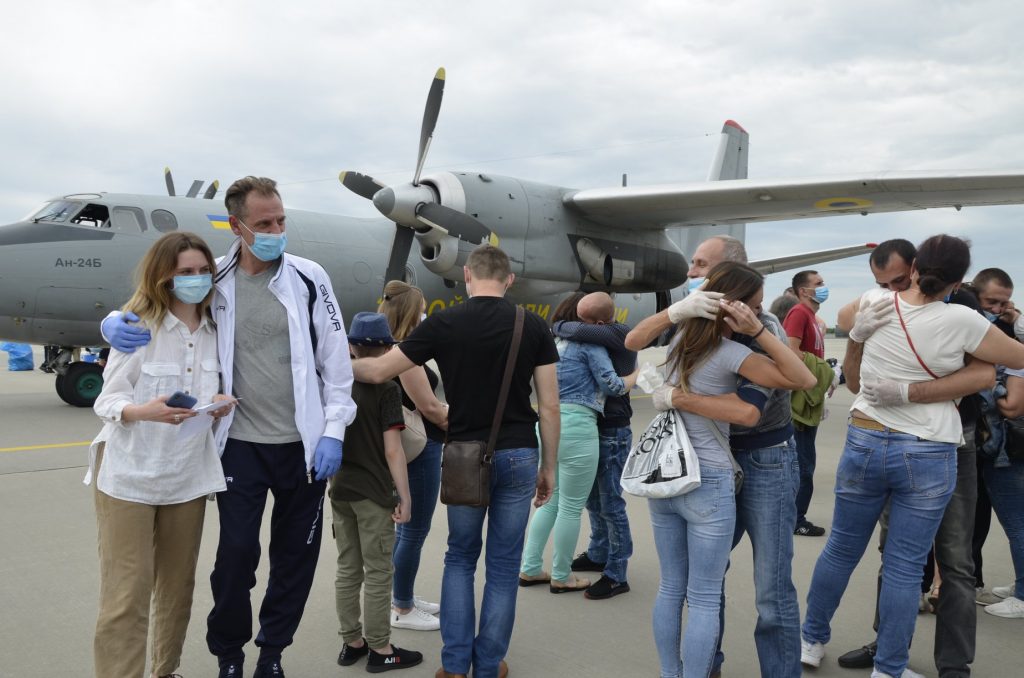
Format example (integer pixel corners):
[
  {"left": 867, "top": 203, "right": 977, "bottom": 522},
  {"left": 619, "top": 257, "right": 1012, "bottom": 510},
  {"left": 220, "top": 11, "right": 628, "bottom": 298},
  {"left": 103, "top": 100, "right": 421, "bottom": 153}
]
[
  {"left": 667, "top": 285, "right": 726, "bottom": 323},
  {"left": 848, "top": 294, "right": 894, "bottom": 344},
  {"left": 860, "top": 379, "right": 910, "bottom": 407}
]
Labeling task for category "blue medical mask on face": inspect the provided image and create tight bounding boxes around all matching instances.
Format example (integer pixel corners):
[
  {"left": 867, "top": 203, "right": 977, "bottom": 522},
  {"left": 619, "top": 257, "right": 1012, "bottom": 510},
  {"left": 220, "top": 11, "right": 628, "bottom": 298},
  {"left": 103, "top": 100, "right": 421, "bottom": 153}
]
[
  {"left": 238, "top": 218, "right": 287, "bottom": 262},
  {"left": 983, "top": 310, "right": 1000, "bottom": 322},
  {"left": 813, "top": 285, "right": 830, "bottom": 304},
  {"left": 686, "top": 277, "right": 706, "bottom": 294},
  {"left": 171, "top": 274, "right": 212, "bottom": 304}
]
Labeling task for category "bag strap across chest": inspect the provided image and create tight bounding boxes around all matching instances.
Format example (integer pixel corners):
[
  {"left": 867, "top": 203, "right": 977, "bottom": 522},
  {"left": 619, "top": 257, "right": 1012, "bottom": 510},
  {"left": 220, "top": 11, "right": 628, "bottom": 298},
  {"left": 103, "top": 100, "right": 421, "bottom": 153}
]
[{"left": 485, "top": 306, "right": 525, "bottom": 459}]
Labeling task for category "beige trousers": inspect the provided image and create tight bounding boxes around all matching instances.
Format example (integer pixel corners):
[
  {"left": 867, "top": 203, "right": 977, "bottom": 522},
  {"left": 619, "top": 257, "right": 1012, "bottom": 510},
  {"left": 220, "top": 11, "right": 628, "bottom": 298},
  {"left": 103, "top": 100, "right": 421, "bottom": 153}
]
[
  {"left": 332, "top": 497, "right": 396, "bottom": 649},
  {"left": 93, "top": 451, "right": 207, "bottom": 678}
]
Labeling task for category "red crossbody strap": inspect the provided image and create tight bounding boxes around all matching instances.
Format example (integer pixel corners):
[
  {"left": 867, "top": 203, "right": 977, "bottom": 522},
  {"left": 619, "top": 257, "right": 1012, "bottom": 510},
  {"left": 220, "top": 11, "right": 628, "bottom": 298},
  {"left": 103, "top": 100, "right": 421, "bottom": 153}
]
[{"left": 893, "top": 294, "right": 941, "bottom": 379}]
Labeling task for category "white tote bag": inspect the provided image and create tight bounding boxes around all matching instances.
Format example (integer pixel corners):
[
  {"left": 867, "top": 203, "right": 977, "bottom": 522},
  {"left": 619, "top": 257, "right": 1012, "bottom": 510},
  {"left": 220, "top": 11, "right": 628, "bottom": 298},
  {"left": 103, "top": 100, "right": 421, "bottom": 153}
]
[{"left": 620, "top": 409, "right": 701, "bottom": 498}]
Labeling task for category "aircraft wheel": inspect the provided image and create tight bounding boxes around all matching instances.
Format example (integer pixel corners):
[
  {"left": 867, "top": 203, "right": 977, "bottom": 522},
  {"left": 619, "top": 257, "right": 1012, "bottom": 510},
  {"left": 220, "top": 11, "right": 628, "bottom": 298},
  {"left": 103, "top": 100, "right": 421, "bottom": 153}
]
[{"left": 58, "top": 362, "right": 104, "bottom": 407}]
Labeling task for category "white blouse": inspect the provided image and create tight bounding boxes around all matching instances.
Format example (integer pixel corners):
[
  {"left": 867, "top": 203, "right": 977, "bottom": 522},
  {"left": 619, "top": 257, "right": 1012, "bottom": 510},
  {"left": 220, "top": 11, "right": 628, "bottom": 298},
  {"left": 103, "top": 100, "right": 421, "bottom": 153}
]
[{"left": 86, "top": 312, "right": 227, "bottom": 504}]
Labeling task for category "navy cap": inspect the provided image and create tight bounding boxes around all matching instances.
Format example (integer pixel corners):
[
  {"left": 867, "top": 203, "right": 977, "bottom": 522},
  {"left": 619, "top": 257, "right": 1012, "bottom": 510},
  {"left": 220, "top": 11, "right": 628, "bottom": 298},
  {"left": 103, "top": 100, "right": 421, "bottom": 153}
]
[{"left": 348, "top": 311, "right": 398, "bottom": 346}]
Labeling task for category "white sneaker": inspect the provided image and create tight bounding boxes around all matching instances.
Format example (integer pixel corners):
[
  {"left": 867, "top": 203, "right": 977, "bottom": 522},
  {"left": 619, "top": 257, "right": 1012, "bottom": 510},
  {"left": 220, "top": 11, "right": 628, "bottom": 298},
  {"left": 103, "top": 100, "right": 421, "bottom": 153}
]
[
  {"left": 801, "top": 639, "right": 825, "bottom": 667},
  {"left": 391, "top": 606, "right": 440, "bottom": 631},
  {"left": 992, "top": 584, "right": 1015, "bottom": 599},
  {"left": 985, "top": 596, "right": 1024, "bottom": 618},
  {"left": 414, "top": 596, "right": 441, "bottom": 615},
  {"left": 871, "top": 669, "right": 925, "bottom": 678}
]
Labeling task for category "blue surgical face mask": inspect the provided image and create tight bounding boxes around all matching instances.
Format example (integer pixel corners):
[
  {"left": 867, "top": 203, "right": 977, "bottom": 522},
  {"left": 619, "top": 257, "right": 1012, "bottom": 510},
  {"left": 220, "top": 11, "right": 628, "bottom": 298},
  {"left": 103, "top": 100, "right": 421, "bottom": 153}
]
[
  {"left": 813, "top": 285, "right": 830, "bottom": 304},
  {"left": 983, "top": 310, "right": 1000, "bottom": 322},
  {"left": 238, "top": 218, "right": 287, "bottom": 262},
  {"left": 943, "top": 291, "right": 954, "bottom": 304},
  {"left": 686, "top": 277, "right": 705, "bottom": 294},
  {"left": 171, "top": 273, "right": 212, "bottom": 304}
]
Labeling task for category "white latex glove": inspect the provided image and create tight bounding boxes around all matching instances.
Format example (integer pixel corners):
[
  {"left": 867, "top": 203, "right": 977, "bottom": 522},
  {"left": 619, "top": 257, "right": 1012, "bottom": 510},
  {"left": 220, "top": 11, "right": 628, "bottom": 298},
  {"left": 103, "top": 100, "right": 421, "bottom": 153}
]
[
  {"left": 849, "top": 295, "right": 894, "bottom": 343},
  {"left": 860, "top": 378, "right": 910, "bottom": 407},
  {"left": 652, "top": 384, "right": 677, "bottom": 411},
  {"left": 667, "top": 287, "right": 725, "bottom": 323},
  {"left": 1015, "top": 312, "right": 1024, "bottom": 342}
]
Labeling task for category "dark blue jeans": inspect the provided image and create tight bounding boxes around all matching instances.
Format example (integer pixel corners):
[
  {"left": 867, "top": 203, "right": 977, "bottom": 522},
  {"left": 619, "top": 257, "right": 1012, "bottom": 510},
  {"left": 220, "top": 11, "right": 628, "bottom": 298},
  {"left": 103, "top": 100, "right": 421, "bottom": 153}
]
[
  {"left": 983, "top": 457, "right": 1024, "bottom": 600},
  {"left": 392, "top": 439, "right": 442, "bottom": 608},
  {"left": 794, "top": 424, "right": 819, "bottom": 527},
  {"left": 713, "top": 438, "right": 802, "bottom": 678},
  {"left": 584, "top": 425, "right": 634, "bottom": 583},
  {"left": 440, "top": 447, "right": 538, "bottom": 678}
]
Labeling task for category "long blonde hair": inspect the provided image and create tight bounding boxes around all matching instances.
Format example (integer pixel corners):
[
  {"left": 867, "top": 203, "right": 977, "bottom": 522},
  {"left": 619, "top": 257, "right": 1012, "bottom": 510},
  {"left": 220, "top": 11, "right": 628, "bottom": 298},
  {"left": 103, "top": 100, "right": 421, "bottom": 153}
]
[
  {"left": 122, "top": 232, "right": 217, "bottom": 328},
  {"left": 377, "top": 280, "right": 426, "bottom": 341},
  {"left": 666, "top": 261, "right": 764, "bottom": 391}
]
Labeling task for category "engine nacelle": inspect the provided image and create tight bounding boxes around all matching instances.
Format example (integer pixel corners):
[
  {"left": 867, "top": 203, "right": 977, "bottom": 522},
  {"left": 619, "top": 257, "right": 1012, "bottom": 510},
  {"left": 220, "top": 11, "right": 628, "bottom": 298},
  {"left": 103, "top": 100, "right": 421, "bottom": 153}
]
[{"left": 417, "top": 230, "right": 465, "bottom": 279}]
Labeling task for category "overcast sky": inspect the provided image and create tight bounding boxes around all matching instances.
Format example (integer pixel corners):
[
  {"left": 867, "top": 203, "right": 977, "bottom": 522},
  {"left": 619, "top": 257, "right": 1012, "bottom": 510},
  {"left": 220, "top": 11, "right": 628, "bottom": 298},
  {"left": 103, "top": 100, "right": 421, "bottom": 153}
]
[{"left": 3, "top": 0, "right": 1023, "bottom": 323}]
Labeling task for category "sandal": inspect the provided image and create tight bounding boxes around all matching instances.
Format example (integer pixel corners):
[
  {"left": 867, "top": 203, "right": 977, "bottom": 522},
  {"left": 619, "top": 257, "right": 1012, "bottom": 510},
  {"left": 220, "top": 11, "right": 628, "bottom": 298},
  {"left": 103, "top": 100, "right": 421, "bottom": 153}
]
[
  {"left": 928, "top": 584, "right": 940, "bottom": 614},
  {"left": 518, "top": 571, "right": 551, "bottom": 587},
  {"left": 550, "top": 575, "right": 591, "bottom": 593}
]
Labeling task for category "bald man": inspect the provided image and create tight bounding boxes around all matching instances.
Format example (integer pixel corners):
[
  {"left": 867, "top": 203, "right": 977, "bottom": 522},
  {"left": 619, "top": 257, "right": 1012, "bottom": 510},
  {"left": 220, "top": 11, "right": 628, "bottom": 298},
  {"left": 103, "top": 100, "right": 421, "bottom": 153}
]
[{"left": 552, "top": 292, "right": 637, "bottom": 600}]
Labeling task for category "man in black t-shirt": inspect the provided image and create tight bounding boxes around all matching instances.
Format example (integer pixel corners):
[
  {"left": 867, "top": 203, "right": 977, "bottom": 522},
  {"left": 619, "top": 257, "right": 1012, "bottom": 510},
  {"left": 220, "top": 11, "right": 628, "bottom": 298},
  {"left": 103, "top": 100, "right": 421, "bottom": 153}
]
[{"left": 351, "top": 244, "right": 560, "bottom": 678}]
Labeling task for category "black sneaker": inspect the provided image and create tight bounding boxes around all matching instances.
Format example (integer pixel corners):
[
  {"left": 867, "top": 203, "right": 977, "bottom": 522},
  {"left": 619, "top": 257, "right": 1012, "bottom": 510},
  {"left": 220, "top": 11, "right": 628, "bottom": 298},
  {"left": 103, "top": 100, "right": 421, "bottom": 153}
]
[
  {"left": 366, "top": 646, "right": 423, "bottom": 673},
  {"left": 794, "top": 522, "right": 826, "bottom": 537},
  {"left": 338, "top": 639, "right": 370, "bottom": 666},
  {"left": 218, "top": 665, "right": 242, "bottom": 678},
  {"left": 253, "top": 662, "right": 285, "bottom": 678},
  {"left": 584, "top": 575, "right": 630, "bottom": 600},
  {"left": 837, "top": 640, "right": 877, "bottom": 669},
  {"left": 570, "top": 551, "right": 606, "bottom": 572}
]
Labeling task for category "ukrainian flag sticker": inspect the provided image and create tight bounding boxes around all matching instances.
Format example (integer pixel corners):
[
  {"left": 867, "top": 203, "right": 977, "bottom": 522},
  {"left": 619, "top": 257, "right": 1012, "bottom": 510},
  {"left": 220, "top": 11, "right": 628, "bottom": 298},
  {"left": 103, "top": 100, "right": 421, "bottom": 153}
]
[{"left": 207, "top": 214, "right": 231, "bottom": 230}]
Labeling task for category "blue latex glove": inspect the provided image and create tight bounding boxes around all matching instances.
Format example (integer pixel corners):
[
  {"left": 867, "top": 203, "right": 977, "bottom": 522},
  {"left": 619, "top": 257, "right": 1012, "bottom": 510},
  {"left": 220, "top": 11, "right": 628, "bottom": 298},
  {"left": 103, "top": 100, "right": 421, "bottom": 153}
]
[
  {"left": 313, "top": 436, "right": 343, "bottom": 481},
  {"left": 102, "top": 311, "right": 152, "bottom": 353}
]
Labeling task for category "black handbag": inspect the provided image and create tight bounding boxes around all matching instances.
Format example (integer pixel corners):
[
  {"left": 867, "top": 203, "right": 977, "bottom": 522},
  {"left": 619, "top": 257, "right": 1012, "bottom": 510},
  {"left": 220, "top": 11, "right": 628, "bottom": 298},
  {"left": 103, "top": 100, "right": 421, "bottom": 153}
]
[{"left": 440, "top": 306, "right": 524, "bottom": 508}]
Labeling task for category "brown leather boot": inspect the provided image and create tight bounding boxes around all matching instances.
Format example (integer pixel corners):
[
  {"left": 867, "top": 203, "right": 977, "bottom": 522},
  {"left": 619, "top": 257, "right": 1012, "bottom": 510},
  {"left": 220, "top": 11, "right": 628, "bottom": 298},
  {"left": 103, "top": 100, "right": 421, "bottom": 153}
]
[{"left": 435, "top": 669, "right": 468, "bottom": 678}]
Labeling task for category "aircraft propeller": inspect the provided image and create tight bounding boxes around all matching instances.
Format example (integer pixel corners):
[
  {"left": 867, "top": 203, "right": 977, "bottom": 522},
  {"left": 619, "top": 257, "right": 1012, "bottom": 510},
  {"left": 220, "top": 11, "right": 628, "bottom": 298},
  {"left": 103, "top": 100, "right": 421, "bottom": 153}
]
[
  {"left": 164, "top": 167, "right": 219, "bottom": 200},
  {"left": 340, "top": 67, "right": 492, "bottom": 284},
  {"left": 164, "top": 167, "right": 176, "bottom": 197}
]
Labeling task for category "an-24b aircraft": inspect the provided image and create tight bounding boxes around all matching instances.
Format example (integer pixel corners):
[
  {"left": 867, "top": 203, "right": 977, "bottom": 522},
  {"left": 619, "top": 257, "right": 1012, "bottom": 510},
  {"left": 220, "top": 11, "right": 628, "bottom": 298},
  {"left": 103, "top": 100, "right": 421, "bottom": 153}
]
[{"left": 2, "top": 68, "right": 1024, "bottom": 407}]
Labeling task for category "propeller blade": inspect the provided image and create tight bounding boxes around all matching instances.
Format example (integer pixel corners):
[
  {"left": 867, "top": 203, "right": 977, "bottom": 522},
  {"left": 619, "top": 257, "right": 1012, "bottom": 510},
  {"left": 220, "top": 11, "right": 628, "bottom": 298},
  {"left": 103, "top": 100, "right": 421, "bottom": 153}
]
[
  {"left": 203, "top": 180, "right": 220, "bottom": 200},
  {"left": 340, "top": 171, "right": 386, "bottom": 201},
  {"left": 416, "top": 202, "right": 492, "bottom": 245},
  {"left": 384, "top": 226, "right": 417, "bottom": 284},
  {"left": 186, "top": 180, "right": 203, "bottom": 198},
  {"left": 164, "top": 167, "right": 176, "bottom": 196},
  {"left": 413, "top": 67, "right": 445, "bottom": 187}
]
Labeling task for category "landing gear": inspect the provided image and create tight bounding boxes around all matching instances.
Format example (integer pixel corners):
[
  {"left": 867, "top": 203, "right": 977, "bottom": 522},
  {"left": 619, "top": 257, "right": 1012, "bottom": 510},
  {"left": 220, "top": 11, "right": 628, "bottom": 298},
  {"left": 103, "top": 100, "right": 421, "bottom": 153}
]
[{"left": 43, "top": 345, "right": 104, "bottom": 407}]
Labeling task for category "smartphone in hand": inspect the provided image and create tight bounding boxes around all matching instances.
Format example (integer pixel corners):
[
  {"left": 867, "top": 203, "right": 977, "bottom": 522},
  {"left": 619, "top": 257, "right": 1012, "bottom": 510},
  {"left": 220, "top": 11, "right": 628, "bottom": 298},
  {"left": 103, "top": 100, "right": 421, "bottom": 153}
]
[{"left": 165, "top": 391, "right": 198, "bottom": 409}]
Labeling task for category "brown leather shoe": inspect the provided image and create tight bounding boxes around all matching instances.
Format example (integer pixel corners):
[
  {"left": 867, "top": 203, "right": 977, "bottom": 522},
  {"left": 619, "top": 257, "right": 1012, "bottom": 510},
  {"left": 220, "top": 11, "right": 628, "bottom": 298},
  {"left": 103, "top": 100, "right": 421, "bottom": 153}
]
[
  {"left": 498, "top": 660, "right": 509, "bottom": 678},
  {"left": 435, "top": 669, "right": 468, "bottom": 678}
]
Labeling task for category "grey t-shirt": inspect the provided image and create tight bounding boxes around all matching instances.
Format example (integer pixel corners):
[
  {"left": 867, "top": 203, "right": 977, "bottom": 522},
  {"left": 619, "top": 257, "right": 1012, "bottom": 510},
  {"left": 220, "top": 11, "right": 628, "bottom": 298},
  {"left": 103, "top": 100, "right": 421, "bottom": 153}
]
[
  {"left": 228, "top": 260, "right": 301, "bottom": 444},
  {"left": 674, "top": 338, "right": 753, "bottom": 469}
]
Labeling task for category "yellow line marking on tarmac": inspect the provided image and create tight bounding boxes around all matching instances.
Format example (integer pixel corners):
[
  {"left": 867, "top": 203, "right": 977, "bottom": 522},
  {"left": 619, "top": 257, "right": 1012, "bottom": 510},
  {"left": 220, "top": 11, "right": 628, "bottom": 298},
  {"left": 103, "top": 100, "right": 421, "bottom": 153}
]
[{"left": 0, "top": 441, "right": 91, "bottom": 453}]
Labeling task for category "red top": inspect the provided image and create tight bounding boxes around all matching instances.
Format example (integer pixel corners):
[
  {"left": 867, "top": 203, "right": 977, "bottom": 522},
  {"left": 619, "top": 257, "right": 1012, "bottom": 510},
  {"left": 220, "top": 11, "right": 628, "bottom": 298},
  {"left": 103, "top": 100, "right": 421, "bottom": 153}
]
[{"left": 783, "top": 302, "right": 824, "bottom": 359}]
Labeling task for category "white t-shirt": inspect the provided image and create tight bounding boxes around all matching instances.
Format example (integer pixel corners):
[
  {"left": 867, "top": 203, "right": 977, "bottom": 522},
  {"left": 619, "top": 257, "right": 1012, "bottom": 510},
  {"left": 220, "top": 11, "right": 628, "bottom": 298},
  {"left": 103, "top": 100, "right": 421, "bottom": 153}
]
[{"left": 854, "top": 288, "right": 992, "bottom": 443}]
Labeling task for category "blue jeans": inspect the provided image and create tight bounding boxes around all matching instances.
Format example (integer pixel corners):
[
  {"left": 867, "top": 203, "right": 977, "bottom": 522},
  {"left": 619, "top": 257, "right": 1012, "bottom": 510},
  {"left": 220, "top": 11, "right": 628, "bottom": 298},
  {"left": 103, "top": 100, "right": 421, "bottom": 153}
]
[
  {"left": 794, "top": 424, "right": 819, "bottom": 526},
  {"left": 803, "top": 425, "right": 956, "bottom": 677},
  {"left": 713, "top": 438, "right": 801, "bottom": 678},
  {"left": 440, "top": 447, "right": 538, "bottom": 678},
  {"left": 392, "top": 439, "right": 442, "bottom": 608},
  {"left": 584, "top": 425, "right": 634, "bottom": 583},
  {"left": 983, "top": 457, "right": 1024, "bottom": 600},
  {"left": 649, "top": 465, "right": 736, "bottom": 678}
]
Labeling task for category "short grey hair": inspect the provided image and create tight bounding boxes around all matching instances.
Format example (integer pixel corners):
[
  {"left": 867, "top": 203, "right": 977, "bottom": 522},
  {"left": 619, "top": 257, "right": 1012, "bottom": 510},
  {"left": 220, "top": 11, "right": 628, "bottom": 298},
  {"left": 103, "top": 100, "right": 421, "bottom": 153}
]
[{"left": 714, "top": 235, "right": 748, "bottom": 264}]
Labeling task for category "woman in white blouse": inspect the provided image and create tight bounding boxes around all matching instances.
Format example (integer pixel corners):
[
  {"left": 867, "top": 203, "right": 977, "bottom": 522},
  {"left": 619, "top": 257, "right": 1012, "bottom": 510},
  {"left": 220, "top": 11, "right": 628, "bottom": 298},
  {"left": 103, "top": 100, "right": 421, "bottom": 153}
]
[{"left": 88, "top": 232, "right": 234, "bottom": 678}]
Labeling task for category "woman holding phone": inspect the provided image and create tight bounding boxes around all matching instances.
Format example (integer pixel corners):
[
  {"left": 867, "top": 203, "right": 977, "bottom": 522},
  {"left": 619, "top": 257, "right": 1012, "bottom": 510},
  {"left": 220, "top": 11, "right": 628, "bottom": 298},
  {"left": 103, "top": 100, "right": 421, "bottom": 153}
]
[{"left": 87, "top": 232, "right": 234, "bottom": 678}]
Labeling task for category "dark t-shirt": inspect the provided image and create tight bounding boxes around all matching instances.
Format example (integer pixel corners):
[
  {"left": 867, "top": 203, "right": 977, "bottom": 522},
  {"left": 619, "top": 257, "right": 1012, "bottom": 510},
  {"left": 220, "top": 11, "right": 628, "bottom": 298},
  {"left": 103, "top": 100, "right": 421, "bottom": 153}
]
[
  {"left": 330, "top": 380, "right": 405, "bottom": 509},
  {"left": 399, "top": 296, "right": 559, "bottom": 450}
]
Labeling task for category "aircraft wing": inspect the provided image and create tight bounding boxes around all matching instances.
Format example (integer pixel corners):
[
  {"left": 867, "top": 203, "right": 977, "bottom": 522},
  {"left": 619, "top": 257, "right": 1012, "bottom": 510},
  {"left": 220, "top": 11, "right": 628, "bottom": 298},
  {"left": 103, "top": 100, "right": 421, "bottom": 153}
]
[
  {"left": 749, "top": 243, "right": 875, "bottom": 275},
  {"left": 564, "top": 170, "right": 1024, "bottom": 228}
]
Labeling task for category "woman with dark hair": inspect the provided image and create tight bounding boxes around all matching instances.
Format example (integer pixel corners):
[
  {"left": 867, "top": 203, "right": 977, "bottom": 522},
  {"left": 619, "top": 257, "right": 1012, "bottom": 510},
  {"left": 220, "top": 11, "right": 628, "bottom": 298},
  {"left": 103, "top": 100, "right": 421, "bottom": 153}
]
[
  {"left": 374, "top": 280, "right": 450, "bottom": 632},
  {"left": 625, "top": 263, "right": 815, "bottom": 678},
  {"left": 801, "top": 235, "right": 1024, "bottom": 678},
  {"left": 520, "top": 291, "right": 637, "bottom": 592}
]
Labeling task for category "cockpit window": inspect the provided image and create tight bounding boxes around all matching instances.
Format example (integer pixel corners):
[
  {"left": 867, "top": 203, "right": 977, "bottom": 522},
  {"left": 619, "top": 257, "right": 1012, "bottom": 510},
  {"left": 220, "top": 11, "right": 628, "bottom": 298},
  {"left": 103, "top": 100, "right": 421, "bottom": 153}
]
[
  {"left": 69, "top": 203, "right": 110, "bottom": 228},
  {"left": 31, "top": 200, "right": 80, "bottom": 223}
]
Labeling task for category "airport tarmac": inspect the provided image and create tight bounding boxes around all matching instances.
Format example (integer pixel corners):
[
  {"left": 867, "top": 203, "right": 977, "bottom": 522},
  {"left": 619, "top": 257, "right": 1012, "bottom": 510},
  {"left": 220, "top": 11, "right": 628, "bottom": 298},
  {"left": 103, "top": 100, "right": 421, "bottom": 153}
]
[{"left": 0, "top": 340, "right": 1020, "bottom": 677}]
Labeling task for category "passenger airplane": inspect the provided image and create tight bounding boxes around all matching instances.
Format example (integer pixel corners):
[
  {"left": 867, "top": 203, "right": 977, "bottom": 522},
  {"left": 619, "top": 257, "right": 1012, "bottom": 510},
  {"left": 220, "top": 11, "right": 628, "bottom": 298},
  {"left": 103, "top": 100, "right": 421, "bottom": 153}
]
[{"left": 2, "top": 68, "right": 1023, "bottom": 407}]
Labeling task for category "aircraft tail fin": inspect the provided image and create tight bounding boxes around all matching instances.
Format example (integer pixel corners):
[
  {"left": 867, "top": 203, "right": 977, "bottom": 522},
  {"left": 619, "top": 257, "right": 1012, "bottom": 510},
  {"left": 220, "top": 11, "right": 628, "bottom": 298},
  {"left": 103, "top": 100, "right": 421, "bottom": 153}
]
[{"left": 707, "top": 120, "right": 748, "bottom": 181}]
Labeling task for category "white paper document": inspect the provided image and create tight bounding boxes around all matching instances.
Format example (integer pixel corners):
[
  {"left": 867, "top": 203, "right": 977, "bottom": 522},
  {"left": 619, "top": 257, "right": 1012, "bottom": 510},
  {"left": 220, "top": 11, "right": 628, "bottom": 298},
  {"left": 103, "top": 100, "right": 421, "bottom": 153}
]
[{"left": 176, "top": 399, "right": 235, "bottom": 442}]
